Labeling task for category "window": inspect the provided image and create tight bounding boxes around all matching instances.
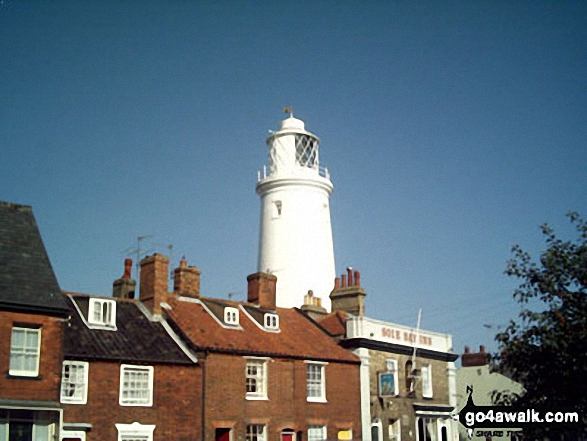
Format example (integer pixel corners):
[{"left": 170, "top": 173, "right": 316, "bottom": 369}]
[
  {"left": 306, "top": 362, "right": 326, "bottom": 402},
  {"left": 120, "top": 365, "right": 154, "bottom": 406},
  {"left": 295, "top": 134, "right": 319, "bottom": 168},
  {"left": 245, "top": 360, "right": 267, "bottom": 399},
  {"left": 0, "top": 410, "right": 56, "bottom": 441},
  {"left": 61, "top": 361, "right": 89, "bottom": 404},
  {"left": 88, "top": 298, "right": 116, "bottom": 328},
  {"left": 9, "top": 326, "right": 41, "bottom": 377},
  {"left": 421, "top": 364, "right": 433, "bottom": 398},
  {"left": 417, "top": 417, "right": 435, "bottom": 441},
  {"left": 116, "top": 422, "right": 155, "bottom": 441},
  {"left": 272, "top": 201, "right": 282, "bottom": 219},
  {"left": 307, "top": 426, "right": 326, "bottom": 441},
  {"left": 389, "top": 419, "right": 401, "bottom": 441},
  {"left": 224, "top": 307, "right": 239, "bottom": 326},
  {"left": 246, "top": 425, "right": 266, "bottom": 441},
  {"left": 264, "top": 313, "right": 279, "bottom": 330}
]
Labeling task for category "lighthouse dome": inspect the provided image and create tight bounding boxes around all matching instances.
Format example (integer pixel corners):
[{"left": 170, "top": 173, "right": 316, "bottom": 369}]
[{"left": 280, "top": 116, "right": 305, "bottom": 131}]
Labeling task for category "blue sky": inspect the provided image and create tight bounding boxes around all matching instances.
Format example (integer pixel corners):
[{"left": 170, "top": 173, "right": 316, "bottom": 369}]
[{"left": 1, "top": 0, "right": 586, "bottom": 358}]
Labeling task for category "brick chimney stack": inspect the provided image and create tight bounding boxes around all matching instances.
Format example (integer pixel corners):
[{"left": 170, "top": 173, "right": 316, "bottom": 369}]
[
  {"left": 247, "top": 272, "right": 277, "bottom": 310},
  {"left": 330, "top": 267, "right": 366, "bottom": 316},
  {"left": 113, "top": 258, "right": 136, "bottom": 299},
  {"left": 461, "top": 345, "right": 491, "bottom": 367},
  {"left": 140, "top": 253, "right": 169, "bottom": 314},
  {"left": 173, "top": 257, "right": 201, "bottom": 298}
]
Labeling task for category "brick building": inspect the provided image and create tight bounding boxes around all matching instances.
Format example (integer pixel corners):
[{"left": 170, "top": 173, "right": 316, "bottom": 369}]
[
  {"left": 60, "top": 260, "right": 201, "bottom": 441},
  {"left": 141, "top": 253, "right": 363, "bottom": 441},
  {"left": 0, "top": 201, "right": 70, "bottom": 440},
  {"left": 1, "top": 200, "right": 363, "bottom": 441},
  {"left": 314, "top": 270, "right": 459, "bottom": 441}
]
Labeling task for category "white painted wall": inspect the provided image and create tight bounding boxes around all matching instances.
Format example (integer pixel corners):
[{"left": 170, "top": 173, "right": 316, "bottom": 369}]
[{"left": 256, "top": 116, "right": 335, "bottom": 310}]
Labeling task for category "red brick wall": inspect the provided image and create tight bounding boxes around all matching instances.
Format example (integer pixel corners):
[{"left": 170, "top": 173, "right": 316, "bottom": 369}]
[
  {"left": 204, "top": 353, "right": 362, "bottom": 441},
  {"left": 0, "top": 310, "right": 64, "bottom": 402},
  {"left": 62, "top": 361, "right": 202, "bottom": 441}
]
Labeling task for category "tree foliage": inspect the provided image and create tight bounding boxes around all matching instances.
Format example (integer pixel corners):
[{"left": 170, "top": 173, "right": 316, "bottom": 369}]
[{"left": 495, "top": 212, "right": 587, "bottom": 438}]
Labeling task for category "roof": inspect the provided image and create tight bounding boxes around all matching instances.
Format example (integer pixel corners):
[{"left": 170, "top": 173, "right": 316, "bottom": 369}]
[
  {"left": 164, "top": 296, "right": 360, "bottom": 364},
  {"left": 63, "top": 294, "right": 195, "bottom": 365},
  {"left": 0, "top": 201, "right": 69, "bottom": 316},
  {"left": 317, "top": 310, "right": 349, "bottom": 337}
]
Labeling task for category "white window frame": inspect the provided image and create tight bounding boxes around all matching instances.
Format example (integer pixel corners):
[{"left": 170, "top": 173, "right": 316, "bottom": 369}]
[
  {"left": 60, "top": 361, "right": 89, "bottom": 404},
  {"left": 305, "top": 361, "right": 327, "bottom": 402},
  {"left": 246, "top": 424, "right": 266, "bottom": 441},
  {"left": 9, "top": 326, "right": 41, "bottom": 377},
  {"left": 308, "top": 425, "right": 327, "bottom": 441},
  {"left": 421, "top": 364, "right": 433, "bottom": 398},
  {"left": 119, "top": 364, "right": 154, "bottom": 407},
  {"left": 388, "top": 418, "right": 401, "bottom": 441},
  {"left": 88, "top": 298, "right": 116, "bottom": 329},
  {"left": 264, "top": 313, "right": 279, "bottom": 330},
  {"left": 245, "top": 359, "right": 268, "bottom": 400},
  {"left": 116, "top": 422, "right": 155, "bottom": 441},
  {"left": 385, "top": 358, "right": 399, "bottom": 396},
  {"left": 224, "top": 307, "right": 240, "bottom": 326}
]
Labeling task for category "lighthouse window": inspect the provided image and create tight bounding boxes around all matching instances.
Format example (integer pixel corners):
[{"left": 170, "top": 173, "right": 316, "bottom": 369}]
[
  {"left": 295, "top": 134, "right": 318, "bottom": 168},
  {"left": 272, "top": 201, "right": 282, "bottom": 218}
]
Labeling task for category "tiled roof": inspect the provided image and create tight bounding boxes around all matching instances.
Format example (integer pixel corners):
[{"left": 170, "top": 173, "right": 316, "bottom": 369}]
[
  {"left": 63, "top": 294, "right": 195, "bottom": 365},
  {"left": 0, "top": 201, "right": 68, "bottom": 316},
  {"left": 317, "top": 310, "right": 349, "bottom": 337},
  {"left": 164, "top": 296, "right": 360, "bottom": 364}
]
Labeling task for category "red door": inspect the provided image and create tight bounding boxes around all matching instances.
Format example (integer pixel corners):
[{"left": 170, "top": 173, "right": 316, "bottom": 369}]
[
  {"left": 282, "top": 430, "right": 295, "bottom": 441},
  {"left": 216, "top": 428, "right": 231, "bottom": 441}
]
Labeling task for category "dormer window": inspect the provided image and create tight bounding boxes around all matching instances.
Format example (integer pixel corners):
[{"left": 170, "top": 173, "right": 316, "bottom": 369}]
[
  {"left": 264, "top": 313, "right": 279, "bottom": 330},
  {"left": 88, "top": 298, "right": 116, "bottom": 328},
  {"left": 224, "top": 307, "right": 239, "bottom": 326}
]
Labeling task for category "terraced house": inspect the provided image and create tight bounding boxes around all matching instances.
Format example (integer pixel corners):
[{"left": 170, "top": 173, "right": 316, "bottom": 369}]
[
  {"left": 1, "top": 200, "right": 363, "bottom": 441},
  {"left": 140, "top": 253, "right": 363, "bottom": 441},
  {"left": 0, "top": 201, "right": 70, "bottom": 441}
]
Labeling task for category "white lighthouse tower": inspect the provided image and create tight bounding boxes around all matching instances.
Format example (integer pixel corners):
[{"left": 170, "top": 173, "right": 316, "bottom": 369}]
[{"left": 256, "top": 112, "right": 335, "bottom": 310}]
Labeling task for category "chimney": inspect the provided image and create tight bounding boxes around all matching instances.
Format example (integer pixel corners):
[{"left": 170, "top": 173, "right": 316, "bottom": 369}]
[
  {"left": 173, "top": 257, "right": 201, "bottom": 298},
  {"left": 461, "top": 345, "right": 491, "bottom": 367},
  {"left": 330, "top": 267, "right": 366, "bottom": 316},
  {"left": 113, "top": 258, "right": 137, "bottom": 299},
  {"left": 140, "top": 253, "right": 169, "bottom": 314},
  {"left": 247, "top": 272, "right": 277, "bottom": 310},
  {"left": 301, "top": 289, "right": 327, "bottom": 320}
]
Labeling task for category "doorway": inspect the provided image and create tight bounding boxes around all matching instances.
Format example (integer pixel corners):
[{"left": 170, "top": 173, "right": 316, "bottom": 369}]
[{"left": 281, "top": 429, "right": 296, "bottom": 441}]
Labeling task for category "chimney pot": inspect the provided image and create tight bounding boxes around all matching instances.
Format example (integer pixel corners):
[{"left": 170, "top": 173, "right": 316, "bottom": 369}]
[
  {"left": 123, "top": 258, "right": 132, "bottom": 279},
  {"left": 354, "top": 270, "right": 360, "bottom": 286},
  {"left": 464, "top": 346, "right": 470, "bottom": 353},
  {"left": 479, "top": 345, "right": 486, "bottom": 353},
  {"left": 341, "top": 274, "right": 347, "bottom": 288},
  {"left": 334, "top": 277, "right": 340, "bottom": 290},
  {"left": 346, "top": 267, "right": 353, "bottom": 286}
]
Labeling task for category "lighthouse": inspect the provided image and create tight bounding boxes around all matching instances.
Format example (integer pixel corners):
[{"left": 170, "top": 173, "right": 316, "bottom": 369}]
[{"left": 256, "top": 112, "right": 335, "bottom": 310}]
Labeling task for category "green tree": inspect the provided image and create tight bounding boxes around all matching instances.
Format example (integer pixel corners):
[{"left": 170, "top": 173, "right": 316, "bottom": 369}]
[{"left": 495, "top": 212, "right": 587, "bottom": 439}]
